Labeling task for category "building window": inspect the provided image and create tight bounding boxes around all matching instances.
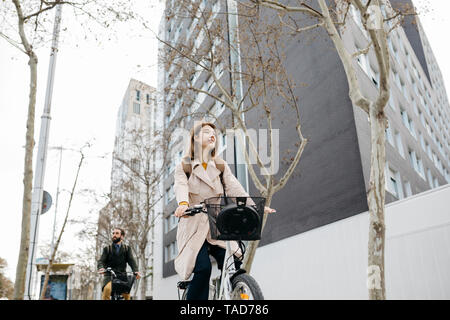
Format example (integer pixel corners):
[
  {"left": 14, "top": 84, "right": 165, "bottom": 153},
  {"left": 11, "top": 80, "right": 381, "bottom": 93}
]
[
  {"left": 164, "top": 245, "right": 169, "bottom": 263},
  {"left": 426, "top": 168, "right": 433, "bottom": 188},
  {"left": 419, "top": 132, "right": 425, "bottom": 150},
  {"left": 433, "top": 177, "right": 439, "bottom": 188},
  {"left": 400, "top": 109, "right": 415, "bottom": 138},
  {"left": 369, "top": 63, "right": 379, "bottom": 88},
  {"left": 417, "top": 157, "right": 425, "bottom": 178},
  {"left": 165, "top": 241, "right": 178, "bottom": 263},
  {"left": 356, "top": 52, "right": 370, "bottom": 77},
  {"left": 133, "top": 102, "right": 141, "bottom": 114},
  {"left": 164, "top": 161, "right": 174, "bottom": 179},
  {"left": 424, "top": 120, "right": 431, "bottom": 135},
  {"left": 164, "top": 183, "right": 175, "bottom": 205},
  {"left": 408, "top": 149, "right": 424, "bottom": 178},
  {"left": 404, "top": 181, "right": 413, "bottom": 198},
  {"left": 394, "top": 131, "right": 405, "bottom": 158},
  {"left": 164, "top": 213, "right": 178, "bottom": 234},
  {"left": 419, "top": 110, "right": 425, "bottom": 127},
  {"left": 412, "top": 100, "right": 419, "bottom": 116},
  {"left": 146, "top": 94, "right": 150, "bottom": 104},
  {"left": 425, "top": 142, "right": 433, "bottom": 160},
  {"left": 136, "top": 90, "right": 140, "bottom": 101},
  {"left": 131, "top": 159, "right": 140, "bottom": 173},
  {"left": 385, "top": 124, "right": 395, "bottom": 146},
  {"left": 437, "top": 158, "right": 443, "bottom": 175},
  {"left": 385, "top": 165, "right": 403, "bottom": 199},
  {"left": 400, "top": 78, "right": 407, "bottom": 99}
]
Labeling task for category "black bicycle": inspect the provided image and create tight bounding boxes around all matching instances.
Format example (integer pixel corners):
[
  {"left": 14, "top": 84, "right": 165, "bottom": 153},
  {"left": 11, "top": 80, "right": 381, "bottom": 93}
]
[
  {"left": 105, "top": 267, "right": 136, "bottom": 300},
  {"left": 177, "top": 196, "right": 266, "bottom": 300}
]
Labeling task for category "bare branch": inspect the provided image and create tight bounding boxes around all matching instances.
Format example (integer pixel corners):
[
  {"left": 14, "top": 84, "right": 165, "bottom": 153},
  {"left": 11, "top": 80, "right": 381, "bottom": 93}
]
[
  {"left": 249, "top": 0, "right": 323, "bottom": 18},
  {"left": 0, "top": 31, "right": 26, "bottom": 53}
]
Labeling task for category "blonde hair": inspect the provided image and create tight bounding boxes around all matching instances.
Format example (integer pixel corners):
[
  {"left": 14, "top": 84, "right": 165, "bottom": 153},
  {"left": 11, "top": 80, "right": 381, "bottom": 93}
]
[{"left": 185, "top": 121, "right": 220, "bottom": 161}]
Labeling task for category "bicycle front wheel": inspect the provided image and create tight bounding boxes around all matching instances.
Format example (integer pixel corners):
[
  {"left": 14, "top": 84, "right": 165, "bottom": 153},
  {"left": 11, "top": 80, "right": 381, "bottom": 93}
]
[{"left": 231, "top": 274, "right": 264, "bottom": 300}]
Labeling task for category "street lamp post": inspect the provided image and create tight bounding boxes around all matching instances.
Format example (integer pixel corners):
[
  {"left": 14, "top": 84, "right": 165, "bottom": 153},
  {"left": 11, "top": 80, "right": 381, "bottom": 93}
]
[{"left": 24, "top": 4, "right": 62, "bottom": 300}]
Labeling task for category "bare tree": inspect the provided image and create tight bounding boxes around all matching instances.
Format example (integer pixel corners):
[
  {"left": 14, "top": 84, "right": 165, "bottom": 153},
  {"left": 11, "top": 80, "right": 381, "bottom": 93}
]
[
  {"left": 3, "top": 0, "right": 41, "bottom": 300},
  {"left": 157, "top": 0, "right": 308, "bottom": 274},
  {"left": 0, "top": 0, "right": 141, "bottom": 300},
  {"left": 97, "top": 126, "right": 169, "bottom": 300},
  {"left": 239, "top": 0, "right": 416, "bottom": 299},
  {"left": 70, "top": 213, "right": 100, "bottom": 300},
  {"left": 39, "top": 143, "right": 88, "bottom": 300}
]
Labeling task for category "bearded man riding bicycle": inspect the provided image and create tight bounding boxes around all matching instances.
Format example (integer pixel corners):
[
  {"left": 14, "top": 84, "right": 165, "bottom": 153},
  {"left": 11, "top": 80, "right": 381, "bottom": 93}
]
[{"left": 97, "top": 227, "right": 141, "bottom": 300}]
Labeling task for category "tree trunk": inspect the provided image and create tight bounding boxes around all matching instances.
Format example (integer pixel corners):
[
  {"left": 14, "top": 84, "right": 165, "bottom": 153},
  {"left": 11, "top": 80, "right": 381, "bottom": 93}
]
[
  {"left": 242, "top": 194, "right": 272, "bottom": 273},
  {"left": 11, "top": 0, "right": 40, "bottom": 300},
  {"left": 139, "top": 246, "right": 147, "bottom": 300},
  {"left": 367, "top": 106, "right": 387, "bottom": 300},
  {"left": 150, "top": 209, "right": 155, "bottom": 298},
  {"left": 14, "top": 52, "right": 38, "bottom": 300}
]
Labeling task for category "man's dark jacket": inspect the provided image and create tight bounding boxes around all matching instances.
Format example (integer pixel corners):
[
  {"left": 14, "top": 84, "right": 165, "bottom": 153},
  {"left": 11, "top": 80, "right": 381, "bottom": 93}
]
[{"left": 97, "top": 243, "right": 138, "bottom": 289}]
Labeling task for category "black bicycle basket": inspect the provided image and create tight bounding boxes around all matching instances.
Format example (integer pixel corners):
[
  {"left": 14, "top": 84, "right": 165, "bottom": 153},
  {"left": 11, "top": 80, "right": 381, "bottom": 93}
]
[
  {"left": 204, "top": 196, "right": 266, "bottom": 241},
  {"left": 112, "top": 274, "right": 135, "bottom": 295}
]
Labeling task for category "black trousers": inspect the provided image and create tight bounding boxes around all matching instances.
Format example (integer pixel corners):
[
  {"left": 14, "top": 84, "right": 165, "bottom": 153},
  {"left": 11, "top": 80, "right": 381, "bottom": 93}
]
[{"left": 186, "top": 241, "right": 242, "bottom": 300}]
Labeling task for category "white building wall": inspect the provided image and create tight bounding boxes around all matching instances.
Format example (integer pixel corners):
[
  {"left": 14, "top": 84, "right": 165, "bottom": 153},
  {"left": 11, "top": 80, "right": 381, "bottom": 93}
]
[
  {"left": 153, "top": 184, "right": 450, "bottom": 299},
  {"left": 251, "top": 184, "right": 450, "bottom": 299}
]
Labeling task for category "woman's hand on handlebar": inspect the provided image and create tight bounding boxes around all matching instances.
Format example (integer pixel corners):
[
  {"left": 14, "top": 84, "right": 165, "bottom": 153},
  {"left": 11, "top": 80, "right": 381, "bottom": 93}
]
[
  {"left": 174, "top": 203, "right": 189, "bottom": 218},
  {"left": 134, "top": 272, "right": 141, "bottom": 280},
  {"left": 264, "top": 206, "right": 276, "bottom": 214}
]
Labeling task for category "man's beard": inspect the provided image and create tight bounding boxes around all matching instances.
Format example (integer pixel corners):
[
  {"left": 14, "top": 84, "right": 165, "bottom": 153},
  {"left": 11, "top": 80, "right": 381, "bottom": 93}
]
[{"left": 112, "top": 237, "right": 121, "bottom": 244}]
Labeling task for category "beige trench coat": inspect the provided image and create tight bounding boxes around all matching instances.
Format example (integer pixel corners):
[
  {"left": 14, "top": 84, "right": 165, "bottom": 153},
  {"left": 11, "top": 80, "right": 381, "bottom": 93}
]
[{"left": 173, "top": 158, "right": 250, "bottom": 280}]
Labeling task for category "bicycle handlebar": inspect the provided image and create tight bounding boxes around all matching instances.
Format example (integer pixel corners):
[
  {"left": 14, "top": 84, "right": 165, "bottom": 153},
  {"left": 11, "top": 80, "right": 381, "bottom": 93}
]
[
  {"left": 183, "top": 204, "right": 205, "bottom": 216},
  {"left": 104, "top": 267, "right": 138, "bottom": 278}
]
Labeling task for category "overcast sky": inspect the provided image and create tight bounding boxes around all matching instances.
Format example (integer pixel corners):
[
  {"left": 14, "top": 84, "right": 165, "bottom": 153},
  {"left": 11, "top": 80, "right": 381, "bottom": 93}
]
[
  {"left": 0, "top": 0, "right": 165, "bottom": 282},
  {"left": 0, "top": 0, "right": 449, "bottom": 283}
]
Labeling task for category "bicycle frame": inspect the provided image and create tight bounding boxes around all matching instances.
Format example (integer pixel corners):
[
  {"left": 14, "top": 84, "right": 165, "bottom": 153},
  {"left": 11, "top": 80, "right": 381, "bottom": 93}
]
[
  {"left": 217, "top": 241, "right": 237, "bottom": 300},
  {"left": 179, "top": 202, "right": 259, "bottom": 300}
]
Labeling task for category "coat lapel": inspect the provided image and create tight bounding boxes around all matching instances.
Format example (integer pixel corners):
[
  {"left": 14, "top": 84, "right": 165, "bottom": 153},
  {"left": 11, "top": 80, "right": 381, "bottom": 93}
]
[
  {"left": 191, "top": 158, "right": 221, "bottom": 191},
  {"left": 206, "top": 159, "right": 221, "bottom": 183}
]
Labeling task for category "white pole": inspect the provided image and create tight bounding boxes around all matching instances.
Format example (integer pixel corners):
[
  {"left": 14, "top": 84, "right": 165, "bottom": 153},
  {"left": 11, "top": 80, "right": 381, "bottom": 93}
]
[{"left": 24, "top": 4, "right": 63, "bottom": 300}]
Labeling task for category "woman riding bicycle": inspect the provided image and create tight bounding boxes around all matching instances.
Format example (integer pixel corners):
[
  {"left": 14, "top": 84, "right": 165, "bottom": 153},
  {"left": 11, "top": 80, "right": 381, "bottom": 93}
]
[{"left": 173, "top": 121, "right": 275, "bottom": 300}]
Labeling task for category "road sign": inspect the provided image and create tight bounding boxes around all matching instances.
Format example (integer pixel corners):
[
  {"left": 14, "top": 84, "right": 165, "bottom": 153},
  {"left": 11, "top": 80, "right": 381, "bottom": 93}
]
[{"left": 41, "top": 190, "right": 52, "bottom": 214}]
